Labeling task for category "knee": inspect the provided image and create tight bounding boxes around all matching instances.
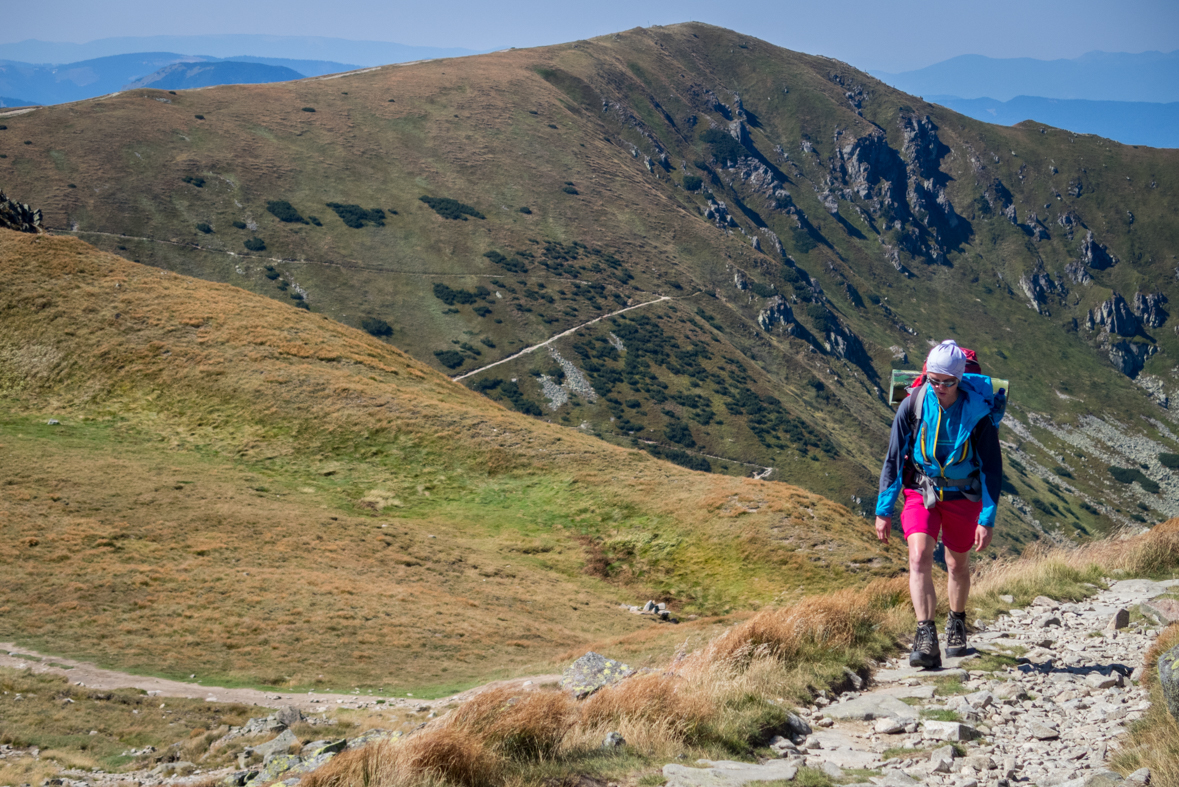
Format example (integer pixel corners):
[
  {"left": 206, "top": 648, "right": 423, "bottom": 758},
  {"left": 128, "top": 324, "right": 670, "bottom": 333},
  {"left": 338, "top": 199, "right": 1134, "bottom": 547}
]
[
  {"left": 908, "top": 549, "right": 933, "bottom": 574},
  {"left": 946, "top": 554, "right": 971, "bottom": 578}
]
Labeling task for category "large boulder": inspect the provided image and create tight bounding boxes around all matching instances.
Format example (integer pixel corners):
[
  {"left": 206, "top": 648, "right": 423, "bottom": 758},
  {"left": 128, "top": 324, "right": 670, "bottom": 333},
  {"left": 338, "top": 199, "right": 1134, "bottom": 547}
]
[
  {"left": 1141, "top": 598, "right": 1179, "bottom": 626},
  {"left": 559, "top": 652, "right": 635, "bottom": 698},
  {"left": 1158, "top": 642, "right": 1179, "bottom": 723}
]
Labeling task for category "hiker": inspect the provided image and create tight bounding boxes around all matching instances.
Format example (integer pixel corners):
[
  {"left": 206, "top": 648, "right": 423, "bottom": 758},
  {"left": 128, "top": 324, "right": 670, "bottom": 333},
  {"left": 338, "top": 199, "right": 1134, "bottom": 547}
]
[{"left": 874, "top": 340, "right": 1003, "bottom": 669}]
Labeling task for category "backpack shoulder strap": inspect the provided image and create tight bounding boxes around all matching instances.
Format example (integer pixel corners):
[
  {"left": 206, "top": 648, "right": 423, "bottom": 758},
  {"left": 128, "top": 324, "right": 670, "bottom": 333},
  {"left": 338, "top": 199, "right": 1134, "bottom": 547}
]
[{"left": 907, "top": 384, "right": 927, "bottom": 437}]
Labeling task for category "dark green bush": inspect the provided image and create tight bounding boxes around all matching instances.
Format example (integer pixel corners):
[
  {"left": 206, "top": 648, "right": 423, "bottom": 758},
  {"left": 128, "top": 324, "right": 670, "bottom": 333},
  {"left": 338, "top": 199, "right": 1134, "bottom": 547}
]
[
  {"left": 289, "top": 292, "right": 304, "bottom": 301},
  {"left": 806, "top": 303, "right": 835, "bottom": 334},
  {"left": 433, "top": 283, "right": 491, "bottom": 305},
  {"left": 294, "top": 301, "right": 309, "bottom": 310},
  {"left": 700, "top": 127, "right": 746, "bottom": 164},
  {"left": 1159, "top": 453, "right": 1179, "bottom": 468},
  {"left": 232, "top": 221, "right": 247, "bottom": 230},
  {"left": 749, "top": 282, "right": 775, "bottom": 298},
  {"left": 645, "top": 444, "right": 710, "bottom": 472},
  {"left": 1052, "top": 466, "right": 1073, "bottom": 479},
  {"left": 194, "top": 115, "right": 204, "bottom": 120},
  {"left": 301, "top": 107, "right": 316, "bottom": 112},
  {"left": 518, "top": 206, "right": 532, "bottom": 214},
  {"left": 419, "top": 195, "right": 484, "bottom": 220},
  {"left": 267, "top": 200, "right": 308, "bottom": 224},
  {"left": 67, "top": 183, "right": 76, "bottom": 189},
  {"left": 434, "top": 350, "right": 466, "bottom": 369},
  {"left": 182, "top": 175, "right": 205, "bottom": 188},
  {"left": 471, "top": 378, "right": 502, "bottom": 392},
  {"left": 361, "top": 317, "right": 393, "bottom": 337},
  {"left": 562, "top": 186, "right": 579, "bottom": 195},
  {"left": 498, "top": 381, "right": 542, "bottom": 416},
  {"left": 265, "top": 269, "right": 280, "bottom": 280},
  {"left": 664, "top": 421, "right": 696, "bottom": 448},
  {"left": 308, "top": 215, "right": 322, "bottom": 226},
  {"left": 0, "top": 125, "right": 6, "bottom": 130},
  {"left": 326, "top": 203, "right": 386, "bottom": 228},
  {"left": 195, "top": 222, "right": 213, "bottom": 234},
  {"left": 683, "top": 175, "right": 703, "bottom": 191},
  {"left": 1109, "top": 466, "right": 1160, "bottom": 493},
  {"left": 243, "top": 237, "right": 266, "bottom": 252},
  {"left": 791, "top": 227, "right": 817, "bottom": 254},
  {"left": 480, "top": 337, "right": 495, "bottom": 348}
]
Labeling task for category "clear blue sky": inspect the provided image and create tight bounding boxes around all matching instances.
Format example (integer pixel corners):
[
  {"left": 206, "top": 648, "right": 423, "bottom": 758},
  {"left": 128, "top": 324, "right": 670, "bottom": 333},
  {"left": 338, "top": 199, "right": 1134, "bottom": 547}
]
[{"left": 7, "top": 0, "right": 1178, "bottom": 72}]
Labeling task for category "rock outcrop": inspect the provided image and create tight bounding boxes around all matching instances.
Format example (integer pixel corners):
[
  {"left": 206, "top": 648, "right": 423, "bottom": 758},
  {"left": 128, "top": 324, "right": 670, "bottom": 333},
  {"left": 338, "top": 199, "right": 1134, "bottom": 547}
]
[
  {"left": 1088, "top": 293, "right": 1139, "bottom": 337},
  {"left": 1081, "top": 230, "right": 1117, "bottom": 270},
  {"left": 1158, "top": 642, "right": 1179, "bottom": 724},
  {"left": 757, "top": 296, "right": 799, "bottom": 334},
  {"left": 559, "top": 652, "right": 635, "bottom": 699},
  {"left": 0, "top": 190, "right": 43, "bottom": 233},
  {"left": 1133, "top": 292, "right": 1168, "bottom": 328}
]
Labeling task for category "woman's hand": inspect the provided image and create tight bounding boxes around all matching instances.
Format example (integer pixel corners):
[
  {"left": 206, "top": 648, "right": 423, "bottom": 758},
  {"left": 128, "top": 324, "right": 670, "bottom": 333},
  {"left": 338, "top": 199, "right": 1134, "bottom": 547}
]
[
  {"left": 875, "top": 516, "right": 892, "bottom": 544},
  {"left": 974, "top": 525, "right": 993, "bottom": 552}
]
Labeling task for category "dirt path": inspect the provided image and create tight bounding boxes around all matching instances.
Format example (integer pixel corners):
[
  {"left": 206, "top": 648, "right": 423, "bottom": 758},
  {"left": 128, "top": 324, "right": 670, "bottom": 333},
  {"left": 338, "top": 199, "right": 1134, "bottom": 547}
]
[
  {"left": 0, "top": 642, "right": 558, "bottom": 713},
  {"left": 453, "top": 293, "right": 690, "bottom": 381}
]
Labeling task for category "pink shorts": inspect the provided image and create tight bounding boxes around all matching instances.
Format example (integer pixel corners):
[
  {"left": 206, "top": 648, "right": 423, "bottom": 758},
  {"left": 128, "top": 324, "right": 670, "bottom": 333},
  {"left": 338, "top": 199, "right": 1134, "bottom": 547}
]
[{"left": 901, "top": 489, "right": 982, "bottom": 554}]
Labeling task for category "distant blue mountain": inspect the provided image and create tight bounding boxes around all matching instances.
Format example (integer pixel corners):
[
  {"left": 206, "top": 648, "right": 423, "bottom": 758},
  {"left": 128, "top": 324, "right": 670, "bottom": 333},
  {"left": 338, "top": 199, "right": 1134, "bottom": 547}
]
[
  {"left": 124, "top": 61, "right": 304, "bottom": 91},
  {"left": 930, "top": 95, "right": 1179, "bottom": 149},
  {"left": 0, "top": 96, "right": 34, "bottom": 108},
  {"left": 0, "top": 35, "right": 480, "bottom": 69},
  {"left": 0, "top": 52, "right": 360, "bottom": 106},
  {"left": 873, "top": 50, "right": 1179, "bottom": 103}
]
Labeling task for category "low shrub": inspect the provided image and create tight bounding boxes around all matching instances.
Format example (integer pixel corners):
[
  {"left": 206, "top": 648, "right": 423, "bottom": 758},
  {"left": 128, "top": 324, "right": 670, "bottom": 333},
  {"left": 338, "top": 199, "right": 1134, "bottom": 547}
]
[
  {"left": 326, "top": 203, "right": 386, "bottom": 229},
  {"left": 434, "top": 350, "right": 466, "bottom": 369},
  {"left": 433, "top": 283, "right": 491, "bottom": 306},
  {"left": 700, "top": 127, "right": 746, "bottom": 164},
  {"left": 1109, "top": 466, "right": 1160, "bottom": 493},
  {"left": 308, "top": 215, "right": 322, "bottom": 226},
  {"left": 683, "top": 175, "right": 703, "bottom": 191},
  {"left": 1159, "top": 453, "right": 1179, "bottom": 469},
  {"left": 518, "top": 206, "right": 532, "bottom": 214},
  {"left": 243, "top": 238, "right": 266, "bottom": 252},
  {"left": 361, "top": 317, "right": 393, "bottom": 337},
  {"left": 194, "top": 114, "right": 204, "bottom": 120},
  {"left": 266, "top": 200, "right": 308, "bottom": 224},
  {"left": 182, "top": 175, "right": 205, "bottom": 188},
  {"left": 195, "top": 222, "right": 213, "bottom": 234},
  {"left": 562, "top": 186, "right": 579, "bottom": 195},
  {"left": 419, "top": 195, "right": 485, "bottom": 221},
  {"left": 301, "top": 107, "right": 316, "bottom": 112},
  {"left": 232, "top": 221, "right": 247, "bottom": 230}
]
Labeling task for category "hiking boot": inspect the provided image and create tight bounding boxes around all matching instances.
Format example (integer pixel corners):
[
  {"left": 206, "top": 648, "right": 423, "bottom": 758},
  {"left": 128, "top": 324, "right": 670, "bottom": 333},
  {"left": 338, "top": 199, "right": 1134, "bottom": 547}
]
[
  {"left": 910, "top": 620, "right": 941, "bottom": 669},
  {"left": 946, "top": 612, "right": 969, "bottom": 658}
]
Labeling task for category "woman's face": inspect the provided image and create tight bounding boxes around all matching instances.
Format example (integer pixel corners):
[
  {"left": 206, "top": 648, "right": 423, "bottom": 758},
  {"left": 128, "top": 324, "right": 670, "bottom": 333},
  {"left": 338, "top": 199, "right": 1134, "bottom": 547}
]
[{"left": 926, "top": 372, "right": 960, "bottom": 407}]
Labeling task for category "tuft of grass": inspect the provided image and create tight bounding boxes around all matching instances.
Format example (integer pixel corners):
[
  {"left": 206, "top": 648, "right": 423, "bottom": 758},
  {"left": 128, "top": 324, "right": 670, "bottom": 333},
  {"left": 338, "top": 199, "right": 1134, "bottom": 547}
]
[
  {"left": 919, "top": 708, "right": 961, "bottom": 722},
  {"left": 1110, "top": 623, "right": 1179, "bottom": 787}
]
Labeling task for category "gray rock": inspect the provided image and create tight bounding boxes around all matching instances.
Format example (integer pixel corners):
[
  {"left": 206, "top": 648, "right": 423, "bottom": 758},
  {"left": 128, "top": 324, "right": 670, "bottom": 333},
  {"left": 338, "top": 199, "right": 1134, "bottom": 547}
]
[
  {"left": 1085, "top": 672, "right": 1122, "bottom": 689},
  {"left": 1038, "top": 615, "right": 1062, "bottom": 628},
  {"left": 1032, "top": 596, "right": 1058, "bottom": 608},
  {"left": 603, "top": 731, "right": 625, "bottom": 749},
  {"left": 1141, "top": 597, "right": 1179, "bottom": 625},
  {"left": 965, "top": 755, "right": 996, "bottom": 771},
  {"left": 874, "top": 717, "right": 906, "bottom": 734},
  {"left": 922, "top": 721, "right": 980, "bottom": 741},
  {"left": 843, "top": 666, "right": 865, "bottom": 690},
  {"left": 559, "top": 652, "right": 634, "bottom": 698},
  {"left": 785, "top": 711, "right": 812, "bottom": 737},
  {"left": 871, "top": 774, "right": 921, "bottom": 787},
  {"left": 825, "top": 694, "right": 918, "bottom": 721},
  {"left": 1029, "top": 722, "right": 1059, "bottom": 740},
  {"left": 344, "top": 729, "right": 401, "bottom": 750},
  {"left": 964, "top": 690, "right": 994, "bottom": 709},
  {"left": 254, "top": 729, "right": 298, "bottom": 759},
  {"left": 1106, "top": 609, "right": 1130, "bottom": 630},
  {"left": 1126, "top": 768, "right": 1151, "bottom": 785},
  {"left": 1158, "top": 642, "right": 1179, "bottom": 722},
  {"left": 999, "top": 595, "right": 1015, "bottom": 604},
  {"left": 304, "top": 739, "right": 347, "bottom": 757},
  {"left": 821, "top": 762, "right": 844, "bottom": 779},
  {"left": 663, "top": 759, "right": 799, "bottom": 786},
  {"left": 244, "top": 753, "right": 302, "bottom": 785},
  {"left": 274, "top": 706, "right": 303, "bottom": 728}
]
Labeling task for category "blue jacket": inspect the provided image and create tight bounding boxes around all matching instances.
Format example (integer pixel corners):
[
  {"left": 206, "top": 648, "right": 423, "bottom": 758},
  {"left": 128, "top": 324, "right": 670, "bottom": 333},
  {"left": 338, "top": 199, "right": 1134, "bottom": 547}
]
[{"left": 875, "top": 374, "right": 1003, "bottom": 527}]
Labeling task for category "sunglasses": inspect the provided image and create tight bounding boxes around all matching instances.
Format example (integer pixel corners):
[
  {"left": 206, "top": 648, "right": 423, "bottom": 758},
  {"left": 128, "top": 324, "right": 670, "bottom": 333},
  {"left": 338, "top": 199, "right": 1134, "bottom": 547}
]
[{"left": 928, "top": 378, "right": 958, "bottom": 388}]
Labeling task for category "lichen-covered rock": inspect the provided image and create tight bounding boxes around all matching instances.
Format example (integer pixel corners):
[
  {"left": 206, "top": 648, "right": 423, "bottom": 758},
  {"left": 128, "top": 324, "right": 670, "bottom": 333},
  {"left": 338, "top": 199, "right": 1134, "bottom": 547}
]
[
  {"left": 245, "top": 753, "right": 302, "bottom": 785},
  {"left": 559, "top": 652, "right": 634, "bottom": 698},
  {"left": 1156, "top": 642, "right": 1179, "bottom": 724},
  {"left": 345, "top": 729, "right": 402, "bottom": 750}
]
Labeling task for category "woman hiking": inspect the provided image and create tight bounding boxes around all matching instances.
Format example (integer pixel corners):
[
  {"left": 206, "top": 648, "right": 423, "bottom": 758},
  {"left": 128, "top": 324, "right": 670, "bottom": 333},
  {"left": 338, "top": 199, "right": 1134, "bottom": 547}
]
[{"left": 874, "top": 339, "right": 1003, "bottom": 669}]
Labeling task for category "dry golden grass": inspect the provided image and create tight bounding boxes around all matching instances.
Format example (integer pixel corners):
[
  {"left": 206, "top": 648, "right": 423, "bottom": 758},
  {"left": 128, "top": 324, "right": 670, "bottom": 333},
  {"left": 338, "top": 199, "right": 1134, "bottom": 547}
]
[
  {"left": 0, "top": 229, "right": 899, "bottom": 692},
  {"left": 300, "top": 521, "right": 1179, "bottom": 786},
  {"left": 1111, "top": 624, "right": 1179, "bottom": 787}
]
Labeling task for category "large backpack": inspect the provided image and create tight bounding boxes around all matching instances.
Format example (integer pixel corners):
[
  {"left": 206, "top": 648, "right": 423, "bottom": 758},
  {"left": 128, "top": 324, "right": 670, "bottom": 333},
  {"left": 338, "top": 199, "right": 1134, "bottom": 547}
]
[{"left": 903, "top": 347, "right": 1005, "bottom": 508}]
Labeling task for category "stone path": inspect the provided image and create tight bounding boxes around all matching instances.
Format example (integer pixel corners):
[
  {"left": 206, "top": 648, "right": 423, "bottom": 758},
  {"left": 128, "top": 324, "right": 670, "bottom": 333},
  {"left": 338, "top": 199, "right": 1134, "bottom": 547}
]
[{"left": 663, "top": 578, "right": 1178, "bottom": 787}]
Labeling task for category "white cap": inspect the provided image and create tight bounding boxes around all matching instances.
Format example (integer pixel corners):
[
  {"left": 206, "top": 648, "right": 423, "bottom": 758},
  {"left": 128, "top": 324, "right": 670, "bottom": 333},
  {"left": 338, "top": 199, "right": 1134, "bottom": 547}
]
[{"left": 926, "top": 339, "right": 966, "bottom": 379}]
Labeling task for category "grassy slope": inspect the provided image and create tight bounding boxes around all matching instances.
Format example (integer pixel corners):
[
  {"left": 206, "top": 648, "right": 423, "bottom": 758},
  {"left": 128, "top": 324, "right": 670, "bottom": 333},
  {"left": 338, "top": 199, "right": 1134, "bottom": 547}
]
[
  {"left": 2, "top": 24, "right": 1178, "bottom": 544},
  {"left": 0, "top": 229, "right": 897, "bottom": 692}
]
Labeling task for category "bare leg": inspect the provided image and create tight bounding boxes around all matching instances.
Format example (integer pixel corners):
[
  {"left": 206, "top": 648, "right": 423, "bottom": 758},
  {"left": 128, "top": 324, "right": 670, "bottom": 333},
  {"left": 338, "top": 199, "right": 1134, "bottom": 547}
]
[
  {"left": 945, "top": 547, "right": 971, "bottom": 613},
  {"left": 907, "top": 533, "right": 937, "bottom": 620}
]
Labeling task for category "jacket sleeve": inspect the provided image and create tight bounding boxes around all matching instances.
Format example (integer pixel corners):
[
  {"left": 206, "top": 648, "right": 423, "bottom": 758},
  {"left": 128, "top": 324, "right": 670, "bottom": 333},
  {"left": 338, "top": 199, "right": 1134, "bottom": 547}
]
[
  {"left": 876, "top": 395, "right": 915, "bottom": 517},
  {"left": 974, "top": 416, "right": 1003, "bottom": 527}
]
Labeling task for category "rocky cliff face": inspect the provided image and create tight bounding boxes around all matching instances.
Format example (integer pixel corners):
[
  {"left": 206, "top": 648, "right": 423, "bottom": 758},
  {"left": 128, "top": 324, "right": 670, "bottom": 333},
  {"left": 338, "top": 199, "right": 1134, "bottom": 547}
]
[{"left": 0, "top": 190, "right": 42, "bottom": 233}]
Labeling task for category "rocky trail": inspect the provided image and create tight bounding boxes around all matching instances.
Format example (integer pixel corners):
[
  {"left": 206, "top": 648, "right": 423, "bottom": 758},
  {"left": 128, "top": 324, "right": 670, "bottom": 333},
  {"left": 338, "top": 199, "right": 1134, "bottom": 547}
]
[{"left": 662, "top": 578, "right": 1179, "bottom": 787}]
